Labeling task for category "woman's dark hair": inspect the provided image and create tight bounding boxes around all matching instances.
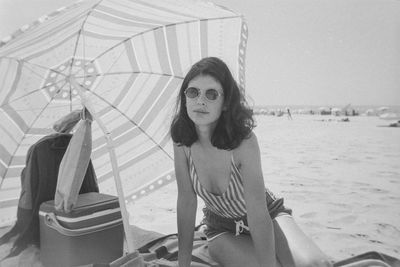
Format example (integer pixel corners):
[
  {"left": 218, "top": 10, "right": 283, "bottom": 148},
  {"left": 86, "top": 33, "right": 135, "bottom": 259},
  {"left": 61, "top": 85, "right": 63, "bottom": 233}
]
[{"left": 170, "top": 57, "right": 255, "bottom": 150}]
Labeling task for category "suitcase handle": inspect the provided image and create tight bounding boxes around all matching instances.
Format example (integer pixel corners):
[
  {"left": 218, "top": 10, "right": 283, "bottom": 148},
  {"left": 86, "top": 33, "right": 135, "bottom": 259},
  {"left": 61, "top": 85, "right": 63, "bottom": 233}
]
[{"left": 44, "top": 212, "right": 122, "bottom": 237}]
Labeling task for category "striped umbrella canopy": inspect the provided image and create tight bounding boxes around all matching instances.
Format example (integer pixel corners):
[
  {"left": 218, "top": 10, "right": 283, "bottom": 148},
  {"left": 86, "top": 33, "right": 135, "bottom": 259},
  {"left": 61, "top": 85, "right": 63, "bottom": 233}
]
[{"left": 0, "top": 0, "right": 248, "bottom": 228}]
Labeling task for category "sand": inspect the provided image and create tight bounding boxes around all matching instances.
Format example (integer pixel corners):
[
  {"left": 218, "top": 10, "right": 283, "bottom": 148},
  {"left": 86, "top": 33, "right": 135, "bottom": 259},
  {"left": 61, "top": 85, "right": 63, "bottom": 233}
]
[
  {"left": 258, "top": 115, "right": 400, "bottom": 260},
  {"left": 1, "top": 114, "right": 399, "bottom": 265}
]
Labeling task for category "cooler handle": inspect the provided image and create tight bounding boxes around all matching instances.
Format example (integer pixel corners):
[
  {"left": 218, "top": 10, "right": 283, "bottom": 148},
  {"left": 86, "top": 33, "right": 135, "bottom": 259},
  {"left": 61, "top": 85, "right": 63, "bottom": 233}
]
[{"left": 44, "top": 212, "right": 122, "bottom": 237}]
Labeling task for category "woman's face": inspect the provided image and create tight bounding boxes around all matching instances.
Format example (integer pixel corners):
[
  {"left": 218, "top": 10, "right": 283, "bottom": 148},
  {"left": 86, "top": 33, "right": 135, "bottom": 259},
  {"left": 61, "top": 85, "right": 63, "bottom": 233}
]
[{"left": 185, "top": 75, "right": 225, "bottom": 128}]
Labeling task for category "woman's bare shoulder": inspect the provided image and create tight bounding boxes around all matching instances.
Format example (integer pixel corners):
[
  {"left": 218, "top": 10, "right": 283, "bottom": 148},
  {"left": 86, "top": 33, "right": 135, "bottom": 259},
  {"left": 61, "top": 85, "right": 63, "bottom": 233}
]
[
  {"left": 173, "top": 143, "right": 190, "bottom": 161},
  {"left": 234, "top": 132, "right": 260, "bottom": 162},
  {"left": 238, "top": 131, "right": 259, "bottom": 151}
]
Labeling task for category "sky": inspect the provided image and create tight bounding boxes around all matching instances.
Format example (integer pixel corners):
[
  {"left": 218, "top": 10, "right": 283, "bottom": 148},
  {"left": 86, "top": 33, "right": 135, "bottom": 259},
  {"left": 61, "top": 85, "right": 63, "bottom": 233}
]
[{"left": 0, "top": 0, "right": 399, "bottom": 107}]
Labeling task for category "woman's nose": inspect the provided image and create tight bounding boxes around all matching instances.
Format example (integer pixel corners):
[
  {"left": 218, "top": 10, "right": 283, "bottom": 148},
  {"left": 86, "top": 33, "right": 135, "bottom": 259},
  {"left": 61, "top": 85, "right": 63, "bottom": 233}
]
[{"left": 196, "top": 93, "right": 207, "bottom": 105}]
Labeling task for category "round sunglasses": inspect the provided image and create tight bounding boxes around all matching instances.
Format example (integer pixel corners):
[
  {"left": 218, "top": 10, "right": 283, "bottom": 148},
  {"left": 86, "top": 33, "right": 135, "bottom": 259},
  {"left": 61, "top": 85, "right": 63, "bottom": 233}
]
[{"left": 184, "top": 87, "right": 224, "bottom": 101}]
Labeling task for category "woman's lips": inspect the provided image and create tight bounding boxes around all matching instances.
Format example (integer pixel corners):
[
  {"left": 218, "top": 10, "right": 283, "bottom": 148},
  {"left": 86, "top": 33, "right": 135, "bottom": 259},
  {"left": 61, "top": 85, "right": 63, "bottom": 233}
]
[{"left": 193, "top": 109, "right": 209, "bottom": 114}]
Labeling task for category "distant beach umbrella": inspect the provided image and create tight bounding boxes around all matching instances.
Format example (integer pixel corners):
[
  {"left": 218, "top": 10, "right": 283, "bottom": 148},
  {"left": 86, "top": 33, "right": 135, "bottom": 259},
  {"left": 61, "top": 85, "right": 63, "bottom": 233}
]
[
  {"left": 378, "top": 107, "right": 389, "bottom": 112},
  {"left": 365, "top": 109, "right": 375, "bottom": 116},
  {"left": 379, "top": 113, "right": 400, "bottom": 121},
  {"left": 0, "top": 0, "right": 247, "bottom": 251},
  {"left": 331, "top": 107, "right": 341, "bottom": 116}
]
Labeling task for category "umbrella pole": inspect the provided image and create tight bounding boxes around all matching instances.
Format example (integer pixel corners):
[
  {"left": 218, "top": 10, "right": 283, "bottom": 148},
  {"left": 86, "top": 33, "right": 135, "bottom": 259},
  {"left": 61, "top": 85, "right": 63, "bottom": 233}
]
[
  {"left": 102, "top": 134, "right": 136, "bottom": 253},
  {"left": 71, "top": 79, "right": 136, "bottom": 253}
]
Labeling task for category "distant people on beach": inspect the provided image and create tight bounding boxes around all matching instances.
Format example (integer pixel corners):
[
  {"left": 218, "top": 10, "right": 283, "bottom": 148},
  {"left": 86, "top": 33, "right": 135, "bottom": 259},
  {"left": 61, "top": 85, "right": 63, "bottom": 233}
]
[
  {"left": 170, "top": 57, "right": 332, "bottom": 267},
  {"left": 252, "top": 106, "right": 367, "bottom": 117},
  {"left": 286, "top": 107, "right": 292, "bottom": 120}
]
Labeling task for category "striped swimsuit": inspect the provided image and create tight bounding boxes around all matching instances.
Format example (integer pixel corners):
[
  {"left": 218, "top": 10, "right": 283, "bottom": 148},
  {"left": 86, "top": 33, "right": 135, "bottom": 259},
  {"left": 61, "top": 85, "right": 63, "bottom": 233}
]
[
  {"left": 189, "top": 149, "right": 248, "bottom": 218},
  {"left": 188, "top": 147, "right": 291, "bottom": 238}
]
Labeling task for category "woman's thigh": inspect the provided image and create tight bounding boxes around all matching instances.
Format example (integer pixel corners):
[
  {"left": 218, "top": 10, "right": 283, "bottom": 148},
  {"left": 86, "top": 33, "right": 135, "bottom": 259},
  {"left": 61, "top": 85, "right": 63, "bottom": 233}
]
[
  {"left": 208, "top": 232, "right": 279, "bottom": 267},
  {"left": 273, "top": 215, "right": 333, "bottom": 267}
]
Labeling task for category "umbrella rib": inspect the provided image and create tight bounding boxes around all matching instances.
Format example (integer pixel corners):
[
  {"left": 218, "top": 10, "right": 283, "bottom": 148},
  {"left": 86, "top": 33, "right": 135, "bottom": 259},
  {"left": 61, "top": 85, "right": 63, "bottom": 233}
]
[
  {"left": 0, "top": 80, "right": 69, "bottom": 110},
  {"left": 85, "top": 88, "right": 173, "bottom": 160},
  {"left": 76, "top": 71, "right": 184, "bottom": 80},
  {"left": 1, "top": 56, "right": 54, "bottom": 76},
  {"left": 67, "top": 0, "right": 104, "bottom": 78},
  {"left": 88, "top": 15, "right": 242, "bottom": 63},
  {"left": 0, "top": 57, "right": 76, "bottom": 108},
  {"left": 68, "top": 79, "right": 74, "bottom": 113},
  {"left": 1, "top": 86, "right": 69, "bottom": 187},
  {"left": 71, "top": 30, "right": 133, "bottom": 86},
  {"left": 1, "top": 13, "right": 240, "bottom": 109},
  {"left": 71, "top": 15, "right": 241, "bottom": 86},
  {"left": 1, "top": 56, "right": 69, "bottom": 76}
]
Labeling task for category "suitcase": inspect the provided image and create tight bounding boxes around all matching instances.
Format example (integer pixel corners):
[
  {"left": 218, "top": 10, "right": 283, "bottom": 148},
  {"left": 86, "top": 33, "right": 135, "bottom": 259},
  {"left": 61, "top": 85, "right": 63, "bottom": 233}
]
[{"left": 39, "top": 192, "right": 124, "bottom": 267}]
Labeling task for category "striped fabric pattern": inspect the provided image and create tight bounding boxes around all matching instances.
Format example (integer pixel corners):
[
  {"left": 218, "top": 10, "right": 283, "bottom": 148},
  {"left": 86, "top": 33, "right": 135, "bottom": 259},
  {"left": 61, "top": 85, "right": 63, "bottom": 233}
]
[
  {"left": 189, "top": 150, "right": 247, "bottom": 218},
  {"left": 0, "top": 0, "right": 247, "bottom": 227}
]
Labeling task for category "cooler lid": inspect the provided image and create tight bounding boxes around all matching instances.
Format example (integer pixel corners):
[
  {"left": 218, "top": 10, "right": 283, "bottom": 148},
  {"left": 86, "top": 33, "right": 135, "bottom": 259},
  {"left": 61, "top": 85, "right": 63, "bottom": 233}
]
[{"left": 40, "top": 192, "right": 120, "bottom": 218}]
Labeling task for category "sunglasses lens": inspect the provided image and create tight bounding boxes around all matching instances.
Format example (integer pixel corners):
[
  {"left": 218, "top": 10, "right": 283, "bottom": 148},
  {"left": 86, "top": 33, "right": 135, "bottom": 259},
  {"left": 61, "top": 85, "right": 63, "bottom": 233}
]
[
  {"left": 185, "top": 87, "right": 221, "bottom": 101},
  {"left": 185, "top": 87, "right": 198, "bottom": 98},
  {"left": 205, "top": 89, "right": 219, "bottom": 100}
]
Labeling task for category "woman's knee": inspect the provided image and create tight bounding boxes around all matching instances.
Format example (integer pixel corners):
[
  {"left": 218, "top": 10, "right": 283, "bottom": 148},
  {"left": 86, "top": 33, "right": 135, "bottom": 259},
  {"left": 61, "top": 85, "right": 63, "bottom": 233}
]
[
  {"left": 277, "top": 239, "right": 332, "bottom": 267},
  {"left": 273, "top": 215, "right": 332, "bottom": 267}
]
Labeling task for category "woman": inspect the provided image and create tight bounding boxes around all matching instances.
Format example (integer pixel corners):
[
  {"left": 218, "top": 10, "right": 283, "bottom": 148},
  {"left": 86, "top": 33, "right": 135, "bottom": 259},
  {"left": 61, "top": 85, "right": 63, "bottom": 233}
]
[{"left": 170, "top": 57, "right": 332, "bottom": 267}]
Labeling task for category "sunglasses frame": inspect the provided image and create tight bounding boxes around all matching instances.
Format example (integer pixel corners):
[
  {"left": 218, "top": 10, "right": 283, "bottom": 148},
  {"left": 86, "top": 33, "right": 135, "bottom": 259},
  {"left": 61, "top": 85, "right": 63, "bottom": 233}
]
[{"left": 184, "top": 87, "right": 224, "bottom": 101}]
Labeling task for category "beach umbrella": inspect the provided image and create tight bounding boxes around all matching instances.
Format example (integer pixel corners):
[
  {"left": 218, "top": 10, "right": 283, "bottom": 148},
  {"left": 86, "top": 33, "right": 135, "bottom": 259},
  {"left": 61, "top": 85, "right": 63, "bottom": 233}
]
[
  {"left": 378, "top": 106, "right": 389, "bottom": 113},
  {"left": 0, "top": 0, "right": 248, "bottom": 251},
  {"left": 365, "top": 109, "right": 375, "bottom": 116},
  {"left": 331, "top": 107, "right": 341, "bottom": 116},
  {"left": 379, "top": 112, "right": 400, "bottom": 121}
]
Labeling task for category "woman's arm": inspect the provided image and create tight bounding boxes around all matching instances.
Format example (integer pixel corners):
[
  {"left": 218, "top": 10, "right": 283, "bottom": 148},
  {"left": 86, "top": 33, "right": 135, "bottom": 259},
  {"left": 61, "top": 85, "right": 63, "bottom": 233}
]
[
  {"left": 237, "top": 133, "right": 277, "bottom": 267},
  {"left": 173, "top": 143, "right": 198, "bottom": 267}
]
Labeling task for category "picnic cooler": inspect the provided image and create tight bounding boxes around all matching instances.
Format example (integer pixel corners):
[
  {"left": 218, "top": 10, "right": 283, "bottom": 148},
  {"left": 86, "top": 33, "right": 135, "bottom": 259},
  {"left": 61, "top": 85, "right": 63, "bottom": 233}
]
[{"left": 39, "top": 192, "right": 124, "bottom": 267}]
